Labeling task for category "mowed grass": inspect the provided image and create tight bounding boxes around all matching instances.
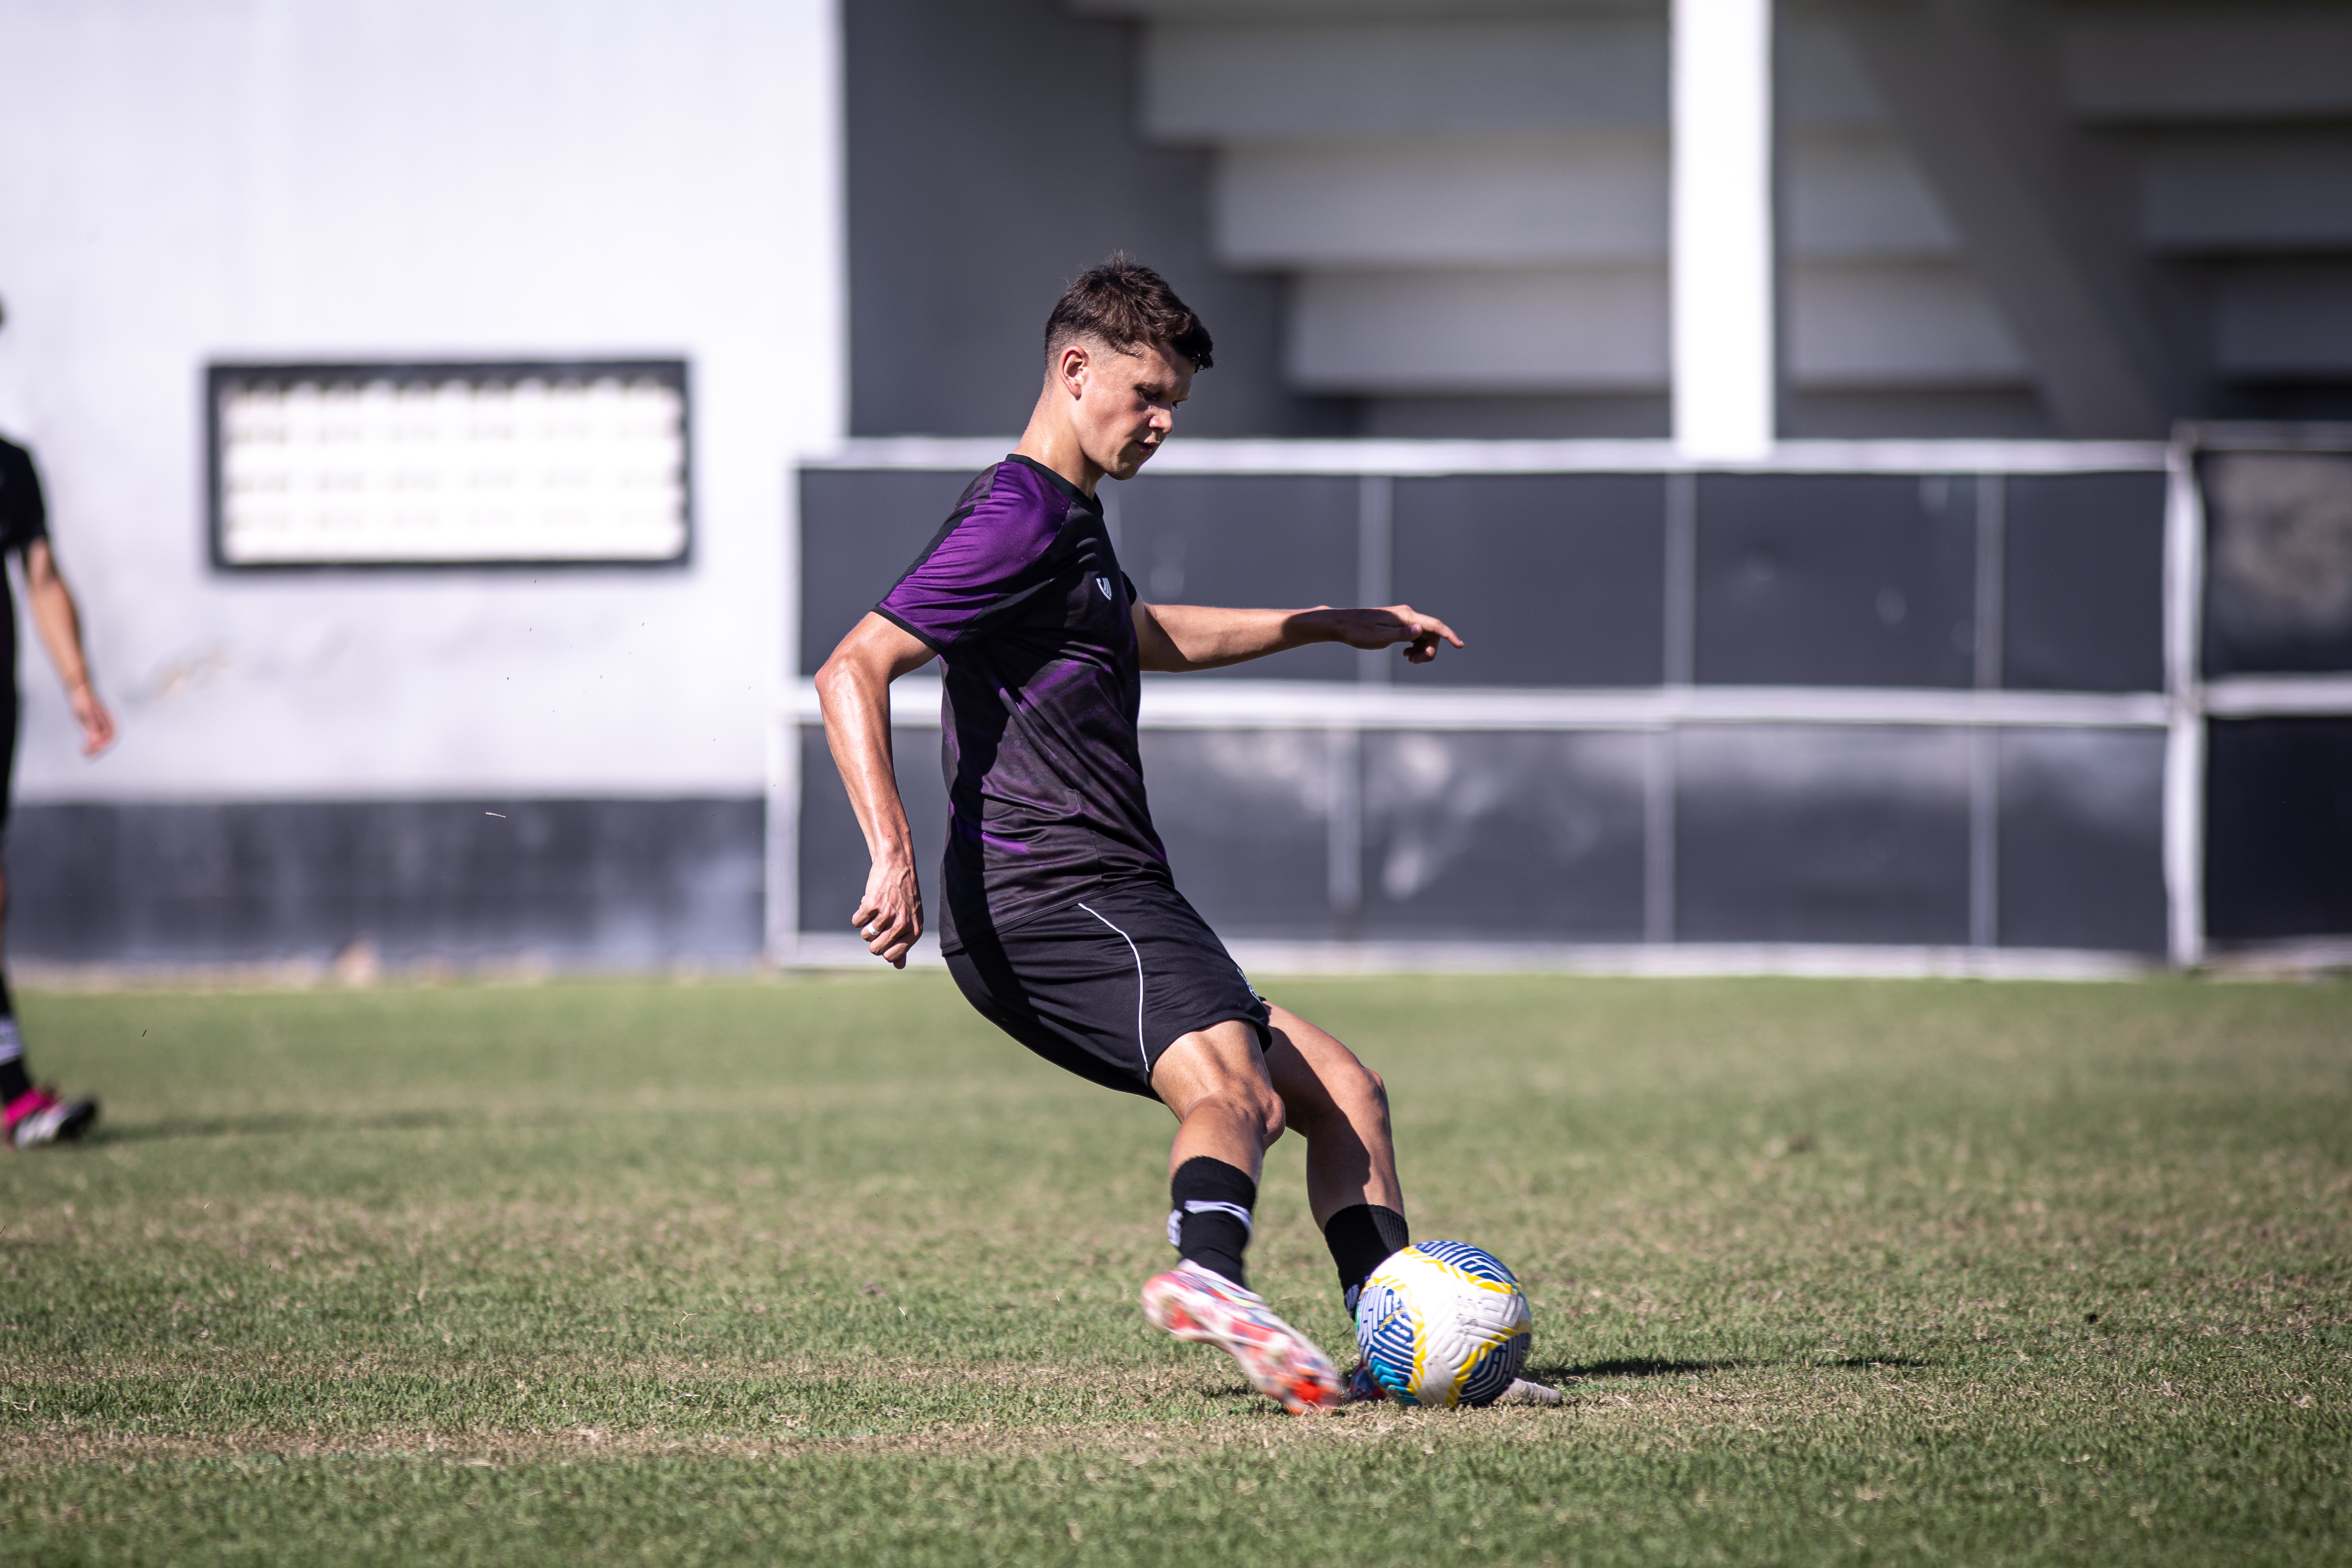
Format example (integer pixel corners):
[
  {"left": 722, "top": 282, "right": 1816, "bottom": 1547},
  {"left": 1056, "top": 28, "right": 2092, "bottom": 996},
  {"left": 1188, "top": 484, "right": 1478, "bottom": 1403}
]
[{"left": 0, "top": 973, "right": 2345, "bottom": 1566}]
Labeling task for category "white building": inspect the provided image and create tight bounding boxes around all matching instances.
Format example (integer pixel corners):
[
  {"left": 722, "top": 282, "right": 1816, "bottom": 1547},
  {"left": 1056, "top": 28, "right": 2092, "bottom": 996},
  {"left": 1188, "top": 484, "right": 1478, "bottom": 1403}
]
[{"left": 2, "top": 0, "right": 2346, "bottom": 972}]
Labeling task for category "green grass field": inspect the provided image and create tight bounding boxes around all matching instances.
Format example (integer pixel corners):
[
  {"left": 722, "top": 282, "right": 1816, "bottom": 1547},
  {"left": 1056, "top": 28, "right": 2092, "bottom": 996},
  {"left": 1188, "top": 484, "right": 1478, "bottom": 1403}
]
[{"left": 2, "top": 973, "right": 2345, "bottom": 1566}]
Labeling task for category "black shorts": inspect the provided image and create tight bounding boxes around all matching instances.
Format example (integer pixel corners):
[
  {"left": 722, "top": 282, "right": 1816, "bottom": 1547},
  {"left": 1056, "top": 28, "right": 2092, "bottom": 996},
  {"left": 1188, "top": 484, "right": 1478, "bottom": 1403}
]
[{"left": 944, "top": 879, "right": 1270, "bottom": 1102}]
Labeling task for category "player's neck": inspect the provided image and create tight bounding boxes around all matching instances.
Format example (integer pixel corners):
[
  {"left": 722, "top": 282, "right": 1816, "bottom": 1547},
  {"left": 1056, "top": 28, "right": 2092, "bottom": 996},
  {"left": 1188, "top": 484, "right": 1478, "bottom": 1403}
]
[{"left": 1011, "top": 388, "right": 1103, "bottom": 498}]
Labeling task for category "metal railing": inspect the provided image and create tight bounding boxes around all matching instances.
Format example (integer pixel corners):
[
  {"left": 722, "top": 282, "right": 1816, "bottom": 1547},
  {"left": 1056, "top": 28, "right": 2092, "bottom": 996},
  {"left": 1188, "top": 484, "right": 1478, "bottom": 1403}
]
[{"left": 774, "top": 435, "right": 2352, "bottom": 975}]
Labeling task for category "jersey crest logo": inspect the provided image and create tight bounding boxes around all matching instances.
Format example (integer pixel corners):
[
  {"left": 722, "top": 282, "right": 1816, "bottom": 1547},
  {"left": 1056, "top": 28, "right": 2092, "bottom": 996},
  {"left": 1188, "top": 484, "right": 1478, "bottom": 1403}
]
[{"left": 1096, "top": 575, "right": 1113, "bottom": 599}]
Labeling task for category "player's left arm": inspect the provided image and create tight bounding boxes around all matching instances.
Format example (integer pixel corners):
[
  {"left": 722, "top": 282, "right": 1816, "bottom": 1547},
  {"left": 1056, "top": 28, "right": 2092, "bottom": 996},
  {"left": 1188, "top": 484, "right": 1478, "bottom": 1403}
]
[
  {"left": 1133, "top": 601, "right": 1462, "bottom": 673},
  {"left": 19, "top": 538, "right": 115, "bottom": 756}
]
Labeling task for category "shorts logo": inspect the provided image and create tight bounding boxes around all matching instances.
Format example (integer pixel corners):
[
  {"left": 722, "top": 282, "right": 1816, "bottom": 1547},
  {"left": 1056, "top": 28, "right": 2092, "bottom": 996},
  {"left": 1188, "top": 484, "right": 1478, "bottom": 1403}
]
[{"left": 1097, "top": 575, "right": 1113, "bottom": 599}]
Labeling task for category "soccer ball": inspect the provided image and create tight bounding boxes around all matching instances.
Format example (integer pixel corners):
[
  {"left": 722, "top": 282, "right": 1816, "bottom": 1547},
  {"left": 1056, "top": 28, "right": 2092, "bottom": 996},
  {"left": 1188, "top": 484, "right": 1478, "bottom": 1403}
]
[{"left": 1355, "top": 1240, "right": 1533, "bottom": 1408}]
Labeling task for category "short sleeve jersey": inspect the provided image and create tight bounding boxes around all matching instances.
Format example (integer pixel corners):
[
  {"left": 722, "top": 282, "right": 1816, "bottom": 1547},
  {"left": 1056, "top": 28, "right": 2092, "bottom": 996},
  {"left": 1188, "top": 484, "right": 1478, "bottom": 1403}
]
[
  {"left": 875, "top": 455, "right": 1169, "bottom": 952},
  {"left": 0, "top": 438, "right": 51, "bottom": 681}
]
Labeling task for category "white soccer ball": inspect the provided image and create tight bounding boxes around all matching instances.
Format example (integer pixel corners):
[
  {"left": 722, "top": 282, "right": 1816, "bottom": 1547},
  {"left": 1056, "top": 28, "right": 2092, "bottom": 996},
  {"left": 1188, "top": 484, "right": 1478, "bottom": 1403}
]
[{"left": 1355, "top": 1240, "right": 1533, "bottom": 1408}]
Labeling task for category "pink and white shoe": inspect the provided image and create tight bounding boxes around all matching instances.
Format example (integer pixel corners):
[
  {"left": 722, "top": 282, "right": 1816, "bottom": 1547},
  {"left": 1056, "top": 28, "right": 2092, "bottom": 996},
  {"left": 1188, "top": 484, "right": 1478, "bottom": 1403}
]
[
  {"left": 5, "top": 1086, "right": 99, "bottom": 1149},
  {"left": 1141, "top": 1261, "right": 1343, "bottom": 1415}
]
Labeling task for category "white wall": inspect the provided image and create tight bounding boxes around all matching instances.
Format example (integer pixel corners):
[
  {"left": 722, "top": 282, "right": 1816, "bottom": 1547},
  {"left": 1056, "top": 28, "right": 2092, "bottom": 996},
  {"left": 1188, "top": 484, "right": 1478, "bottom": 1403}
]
[{"left": 0, "top": 0, "right": 841, "bottom": 802}]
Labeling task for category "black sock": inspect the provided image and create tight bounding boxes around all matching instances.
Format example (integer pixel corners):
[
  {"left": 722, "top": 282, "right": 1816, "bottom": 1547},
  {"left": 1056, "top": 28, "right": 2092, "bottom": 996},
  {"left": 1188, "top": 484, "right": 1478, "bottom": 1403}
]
[
  {"left": 1324, "top": 1203, "right": 1411, "bottom": 1308},
  {"left": 0, "top": 969, "right": 28, "bottom": 1103},
  {"left": 1169, "top": 1156, "right": 1257, "bottom": 1291}
]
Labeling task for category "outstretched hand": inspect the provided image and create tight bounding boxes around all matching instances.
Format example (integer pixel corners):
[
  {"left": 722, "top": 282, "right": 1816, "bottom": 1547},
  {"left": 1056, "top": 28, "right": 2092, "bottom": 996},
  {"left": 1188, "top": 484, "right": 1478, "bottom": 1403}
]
[{"left": 1316, "top": 605, "right": 1464, "bottom": 665}]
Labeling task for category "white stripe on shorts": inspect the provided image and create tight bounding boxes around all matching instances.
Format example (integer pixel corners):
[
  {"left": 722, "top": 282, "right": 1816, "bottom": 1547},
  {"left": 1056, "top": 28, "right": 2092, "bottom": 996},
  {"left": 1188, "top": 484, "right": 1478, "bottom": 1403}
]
[{"left": 1076, "top": 902, "right": 1151, "bottom": 1074}]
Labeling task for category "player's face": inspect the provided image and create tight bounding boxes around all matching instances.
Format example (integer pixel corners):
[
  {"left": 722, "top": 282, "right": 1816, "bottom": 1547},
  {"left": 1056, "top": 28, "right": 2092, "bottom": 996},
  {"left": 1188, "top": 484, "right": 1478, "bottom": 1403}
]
[{"left": 1074, "top": 340, "right": 1192, "bottom": 482}]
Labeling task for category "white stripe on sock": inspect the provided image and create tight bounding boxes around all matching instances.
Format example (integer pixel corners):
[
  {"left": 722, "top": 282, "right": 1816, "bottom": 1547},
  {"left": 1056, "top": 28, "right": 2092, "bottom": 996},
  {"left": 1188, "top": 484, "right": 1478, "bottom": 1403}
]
[{"left": 1166, "top": 1199, "right": 1255, "bottom": 1249}]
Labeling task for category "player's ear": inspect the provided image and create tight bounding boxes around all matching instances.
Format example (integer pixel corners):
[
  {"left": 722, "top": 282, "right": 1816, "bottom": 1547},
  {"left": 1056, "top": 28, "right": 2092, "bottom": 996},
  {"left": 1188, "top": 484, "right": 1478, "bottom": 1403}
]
[{"left": 1057, "top": 340, "right": 1091, "bottom": 398}]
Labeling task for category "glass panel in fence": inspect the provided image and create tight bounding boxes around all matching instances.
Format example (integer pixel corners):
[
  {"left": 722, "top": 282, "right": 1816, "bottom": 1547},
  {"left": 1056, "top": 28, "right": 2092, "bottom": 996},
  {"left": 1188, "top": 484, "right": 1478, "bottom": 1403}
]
[
  {"left": 1675, "top": 725, "right": 1971, "bottom": 944},
  {"left": 1360, "top": 729, "right": 1648, "bottom": 940},
  {"left": 1694, "top": 474, "right": 1978, "bottom": 688},
  {"left": 1392, "top": 475, "right": 1667, "bottom": 687},
  {"left": 1119, "top": 475, "right": 1360, "bottom": 680},
  {"left": 795, "top": 726, "right": 955, "bottom": 942},
  {"left": 1137, "top": 729, "right": 1339, "bottom": 939},
  {"left": 2204, "top": 716, "right": 2352, "bottom": 943},
  {"left": 2199, "top": 450, "right": 2352, "bottom": 677},
  {"left": 798, "top": 468, "right": 981, "bottom": 676},
  {"left": 1995, "top": 728, "right": 2167, "bottom": 954},
  {"left": 2001, "top": 473, "right": 2168, "bottom": 693}
]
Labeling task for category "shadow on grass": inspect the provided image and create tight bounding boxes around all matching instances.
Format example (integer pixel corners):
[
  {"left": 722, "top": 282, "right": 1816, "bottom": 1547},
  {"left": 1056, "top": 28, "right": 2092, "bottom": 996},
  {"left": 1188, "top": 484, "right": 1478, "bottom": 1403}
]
[
  {"left": 1538, "top": 1359, "right": 1746, "bottom": 1380},
  {"left": 93, "top": 1109, "right": 463, "bottom": 1145},
  {"left": 1534, "top": 1357, "right": 1934, "bottom": 1381}
]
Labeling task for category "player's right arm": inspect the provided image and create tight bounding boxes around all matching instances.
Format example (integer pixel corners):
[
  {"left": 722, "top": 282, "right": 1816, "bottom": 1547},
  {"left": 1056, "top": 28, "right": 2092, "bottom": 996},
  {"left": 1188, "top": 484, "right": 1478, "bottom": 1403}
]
[
  {"left": 20, "top": 539, "right": 115, "bottom": 756},
  {"left": 814, "top": 613, "right": 938, "bottom": 969}
]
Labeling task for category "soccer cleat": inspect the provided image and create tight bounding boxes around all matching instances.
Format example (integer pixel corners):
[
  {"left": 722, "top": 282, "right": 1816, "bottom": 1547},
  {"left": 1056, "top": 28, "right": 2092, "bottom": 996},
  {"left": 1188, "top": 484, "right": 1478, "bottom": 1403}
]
[
  {"left": 4, "top": 1086, "right": 99, "bottom": 1149},
  {"left": 1498, "top": 1377, "right": 1564, "bottom": 1405},
  {"left": 1341, "top": 1359, "right": 1388, "bottom": 1405},
  {"left": 1142, "top": 1261, "right": 1343, "bottom": 1415}
]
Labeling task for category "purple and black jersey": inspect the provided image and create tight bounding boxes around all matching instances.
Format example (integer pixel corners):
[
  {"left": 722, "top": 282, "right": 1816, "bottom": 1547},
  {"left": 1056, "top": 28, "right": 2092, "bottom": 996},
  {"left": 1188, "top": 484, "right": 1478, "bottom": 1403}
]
[{"left": 876, "top": 455, "right": 1170, "bottom": 954}]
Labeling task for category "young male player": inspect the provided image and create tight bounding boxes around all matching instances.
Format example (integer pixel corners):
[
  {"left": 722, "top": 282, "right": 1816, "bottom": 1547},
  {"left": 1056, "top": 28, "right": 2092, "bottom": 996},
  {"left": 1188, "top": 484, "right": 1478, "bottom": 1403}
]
[
  {"left": 815, "top": 258, "right": 1457, "bottom": 1413},
  {"left": 0, "top": 298, "right": 117, "bottom": 1148}
]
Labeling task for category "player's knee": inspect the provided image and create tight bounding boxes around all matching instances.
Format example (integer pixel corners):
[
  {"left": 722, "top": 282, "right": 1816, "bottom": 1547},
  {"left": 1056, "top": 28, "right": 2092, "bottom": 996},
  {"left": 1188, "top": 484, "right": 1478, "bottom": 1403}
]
[
  {"left": 1185, "top": 1072, "right": 1284, "bottom": 1148},
  {"left": 1282, "top": 1057, "right": 1385, "bottom": 1141},
  {"left": 1248, "top": 1082, "right": 1287, "bottom": 1147}
]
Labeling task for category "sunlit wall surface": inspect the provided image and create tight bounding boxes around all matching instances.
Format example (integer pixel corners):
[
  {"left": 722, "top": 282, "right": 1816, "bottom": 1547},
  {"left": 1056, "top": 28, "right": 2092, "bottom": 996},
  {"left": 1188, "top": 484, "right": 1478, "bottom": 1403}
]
[{"left": 0, "top": 0, "right": 842, "bottom": 969}]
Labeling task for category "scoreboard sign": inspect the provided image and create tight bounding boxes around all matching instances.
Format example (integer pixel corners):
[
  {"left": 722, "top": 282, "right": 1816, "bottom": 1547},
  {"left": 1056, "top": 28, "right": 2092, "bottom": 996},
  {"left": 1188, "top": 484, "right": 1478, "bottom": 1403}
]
[{"left": 208, "top": 360, "right": 690, "bottom": 568}]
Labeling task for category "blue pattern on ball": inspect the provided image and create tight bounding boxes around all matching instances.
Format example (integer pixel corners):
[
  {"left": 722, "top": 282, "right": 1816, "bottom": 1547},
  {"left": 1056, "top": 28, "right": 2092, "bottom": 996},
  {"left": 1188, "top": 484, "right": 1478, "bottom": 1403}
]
[
  {"left": 1356, "top": 1279, "right": 1421, "bottom": 1401},
  {"left": 1414, "top": 1239, "right": 1519, "bottom": 1285},
  {"left": 1354, "top": 1241, "right": 1530, "bottom": 1407},
  {"left": 1459, "top": 1330, "right": 1531, "bottom": 1406}
]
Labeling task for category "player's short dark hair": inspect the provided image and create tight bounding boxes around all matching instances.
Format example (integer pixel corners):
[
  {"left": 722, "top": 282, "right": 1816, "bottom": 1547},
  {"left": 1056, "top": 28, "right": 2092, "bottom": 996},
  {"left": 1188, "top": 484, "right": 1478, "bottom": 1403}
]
[{"left": 1045, "top": 254, "right": 1214, "bottom": 372}]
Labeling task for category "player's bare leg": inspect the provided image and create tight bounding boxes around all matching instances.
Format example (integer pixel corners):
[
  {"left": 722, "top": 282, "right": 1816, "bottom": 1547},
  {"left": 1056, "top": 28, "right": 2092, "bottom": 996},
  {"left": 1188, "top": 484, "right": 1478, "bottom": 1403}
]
[
  {"left": 1258, "top": 1002, "right": 1557, "bottom": 1405},
  {"left": 1140, "top": 1022, "right": 1341, "bottom": 1413},
  {"left": 1262, "top": 1003, "right": 1404, "bottom": 1229},
  {"left": 1153, "top": 1020, "right": 1284, "bottom": 1184}
]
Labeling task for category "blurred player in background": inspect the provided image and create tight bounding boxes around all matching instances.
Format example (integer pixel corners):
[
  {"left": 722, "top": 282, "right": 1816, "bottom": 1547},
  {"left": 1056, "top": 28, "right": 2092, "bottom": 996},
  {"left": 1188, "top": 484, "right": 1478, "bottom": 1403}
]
[
  {"left": 0, "top": 298, "right": 116, "bottom": 1148},
  {"left": 819, "top": 257, "right": 1505, "bottom": 1413}
]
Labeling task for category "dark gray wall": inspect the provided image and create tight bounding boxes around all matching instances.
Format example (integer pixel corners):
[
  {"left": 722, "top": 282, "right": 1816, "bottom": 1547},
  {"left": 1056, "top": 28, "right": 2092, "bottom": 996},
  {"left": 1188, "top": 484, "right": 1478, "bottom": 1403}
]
[
  {"left": 846, "top": 0, "right": 1351, "bottom": 437},
  {"left": 7, "top": 800, "right": 764, "bottom": 968},
  {"left": 796, "top": 463, "right": 2184, "bottom": 954},
  {"left": 2205, "top": 717, "right": 2352, "bottom": 946}
]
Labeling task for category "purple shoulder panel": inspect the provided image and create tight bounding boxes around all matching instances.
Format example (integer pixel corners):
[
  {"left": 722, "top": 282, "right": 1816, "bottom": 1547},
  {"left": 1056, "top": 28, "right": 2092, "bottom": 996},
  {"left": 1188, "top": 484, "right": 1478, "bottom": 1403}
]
[{"left": 875, "top": 462, "right": 1069, "bottom": 651}]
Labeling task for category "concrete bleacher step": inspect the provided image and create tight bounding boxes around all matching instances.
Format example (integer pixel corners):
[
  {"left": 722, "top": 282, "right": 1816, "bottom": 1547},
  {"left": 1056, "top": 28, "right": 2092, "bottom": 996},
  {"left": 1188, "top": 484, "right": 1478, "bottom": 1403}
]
[{"left": 1073, "top": 0, "right": 2352, "bottom": 431}]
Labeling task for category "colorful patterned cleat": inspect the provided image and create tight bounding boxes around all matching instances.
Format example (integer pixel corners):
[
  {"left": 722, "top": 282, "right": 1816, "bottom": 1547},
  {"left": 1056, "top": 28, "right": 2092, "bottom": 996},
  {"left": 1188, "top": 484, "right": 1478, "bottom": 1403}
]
[
  {"left": 4, "top": 1086, "right": 99, "bottom": 1149},
  {"left": 1142, "top": 1261, "right": 1343, "bottom": 1414}
]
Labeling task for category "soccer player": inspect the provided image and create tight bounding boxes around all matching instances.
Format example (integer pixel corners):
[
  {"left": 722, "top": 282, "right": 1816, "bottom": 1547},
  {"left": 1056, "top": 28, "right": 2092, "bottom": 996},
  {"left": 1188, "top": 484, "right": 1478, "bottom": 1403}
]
[
  {"left": 815, "top": 257, "right": 1456, "bottom": 1412},
  {"left": 0, "top": 300, "right": 116, "bottom": 1148}
]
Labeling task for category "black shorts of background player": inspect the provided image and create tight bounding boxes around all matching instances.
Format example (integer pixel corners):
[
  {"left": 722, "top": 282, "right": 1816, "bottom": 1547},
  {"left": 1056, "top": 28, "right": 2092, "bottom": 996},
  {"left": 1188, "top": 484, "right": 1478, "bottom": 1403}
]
[
  {"left": 815, "top": 257, "right": 1463, "bottom": 1413},
  {"left": 0, "top": 299, "right": 119, "bottom": 1149}
]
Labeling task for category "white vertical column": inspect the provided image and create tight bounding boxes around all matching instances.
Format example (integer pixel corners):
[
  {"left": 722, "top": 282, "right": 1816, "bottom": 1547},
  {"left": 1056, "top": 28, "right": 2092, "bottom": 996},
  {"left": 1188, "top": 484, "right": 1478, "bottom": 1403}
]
[
  {"left": 2162, "top": 444, "right": 2207, "bottom": 969},
  {"left": 1356, "top": 474, "right": 1394, "bottom": 685},
  {"left": 1672, "top": 0, "right": 1776, "bottom": 461}
]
